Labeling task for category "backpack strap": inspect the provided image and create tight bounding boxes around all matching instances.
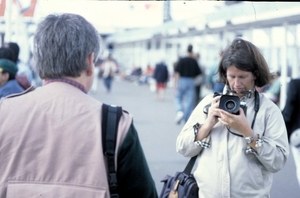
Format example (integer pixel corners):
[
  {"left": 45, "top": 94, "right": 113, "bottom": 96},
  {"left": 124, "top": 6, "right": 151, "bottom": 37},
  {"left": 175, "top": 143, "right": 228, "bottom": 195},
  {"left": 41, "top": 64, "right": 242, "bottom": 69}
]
[{"left": 101, "top": 103, "right": 123, "bottom": 198}]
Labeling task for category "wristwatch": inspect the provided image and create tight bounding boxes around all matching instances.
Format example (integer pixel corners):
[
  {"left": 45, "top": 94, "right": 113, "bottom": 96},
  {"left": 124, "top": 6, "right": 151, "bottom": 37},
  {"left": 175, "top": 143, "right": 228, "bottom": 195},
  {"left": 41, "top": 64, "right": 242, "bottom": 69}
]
[{"left": 244, "top": 132, "right": 255, "bottom": 144}]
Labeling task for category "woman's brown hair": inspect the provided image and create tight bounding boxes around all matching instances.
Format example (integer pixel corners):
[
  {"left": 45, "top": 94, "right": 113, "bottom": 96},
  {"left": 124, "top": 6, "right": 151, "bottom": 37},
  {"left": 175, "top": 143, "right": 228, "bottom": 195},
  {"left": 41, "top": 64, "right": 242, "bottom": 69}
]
[{"left": 218, "top": 38, "right": 272, "bottom": 87}]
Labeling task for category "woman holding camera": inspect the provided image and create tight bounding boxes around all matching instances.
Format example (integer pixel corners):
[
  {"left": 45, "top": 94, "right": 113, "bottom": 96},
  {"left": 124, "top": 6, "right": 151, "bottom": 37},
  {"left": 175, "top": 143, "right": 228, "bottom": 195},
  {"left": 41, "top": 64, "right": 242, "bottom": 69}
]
[{"left": 176, "top": 38, "right": 289, "bottom": 198}]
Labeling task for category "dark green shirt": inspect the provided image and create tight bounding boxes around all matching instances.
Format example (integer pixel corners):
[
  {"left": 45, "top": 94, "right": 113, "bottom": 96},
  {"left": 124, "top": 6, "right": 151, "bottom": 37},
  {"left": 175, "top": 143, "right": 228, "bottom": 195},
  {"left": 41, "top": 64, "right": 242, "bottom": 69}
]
[{"left": 117, "top": 123, "right": 158, "bottom": 198}]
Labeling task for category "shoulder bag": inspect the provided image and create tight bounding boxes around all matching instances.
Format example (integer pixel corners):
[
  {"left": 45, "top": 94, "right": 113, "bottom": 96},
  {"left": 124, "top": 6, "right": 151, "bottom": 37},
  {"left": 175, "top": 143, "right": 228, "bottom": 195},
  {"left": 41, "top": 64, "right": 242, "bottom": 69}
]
[{"left": 159, "top": 153, "right": 201, "bottom": 198}]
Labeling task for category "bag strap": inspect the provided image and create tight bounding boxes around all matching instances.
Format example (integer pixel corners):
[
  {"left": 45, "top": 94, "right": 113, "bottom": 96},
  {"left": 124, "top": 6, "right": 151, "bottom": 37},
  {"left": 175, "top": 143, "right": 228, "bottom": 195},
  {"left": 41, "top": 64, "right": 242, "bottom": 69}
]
[
  {"left": 102, "top": 104, "right": 123, "bottom": 198},
  {"left": 251, "top": 90, "right": 260, "bottom": 130},
  {"left": 182, "top": 147, "right": 204, "bottom": 175},
  {"left": 182, "top": 155, "right": 197, "bottom": 175}
]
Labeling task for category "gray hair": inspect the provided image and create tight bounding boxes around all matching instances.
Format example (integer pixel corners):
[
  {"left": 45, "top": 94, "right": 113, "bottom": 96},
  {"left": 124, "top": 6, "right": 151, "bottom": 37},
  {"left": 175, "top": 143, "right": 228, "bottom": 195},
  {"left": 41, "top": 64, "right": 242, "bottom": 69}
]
[{"left": 33, "top": 13, "right": 101, "bottom": 79}]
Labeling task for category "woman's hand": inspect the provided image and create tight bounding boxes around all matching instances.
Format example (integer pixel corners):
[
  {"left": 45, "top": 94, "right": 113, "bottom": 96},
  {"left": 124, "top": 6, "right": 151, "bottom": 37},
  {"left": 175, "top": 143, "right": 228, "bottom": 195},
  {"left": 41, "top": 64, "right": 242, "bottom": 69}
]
[
  {"left": 205, "top": 95, "right": 222, "bottom": 129},
  {"left": 218, "top": 107, "right": 252, "bottom": 136},
  {"left": 195, "top": 96, "right": 222, "bottom": 141}
]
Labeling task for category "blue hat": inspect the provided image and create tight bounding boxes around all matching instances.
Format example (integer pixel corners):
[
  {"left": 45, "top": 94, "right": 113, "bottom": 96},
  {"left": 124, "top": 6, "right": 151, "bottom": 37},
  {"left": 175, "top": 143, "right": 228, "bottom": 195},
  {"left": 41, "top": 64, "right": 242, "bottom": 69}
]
[{"left": 0, "top": 59, "right": 18, "bottom": 75}]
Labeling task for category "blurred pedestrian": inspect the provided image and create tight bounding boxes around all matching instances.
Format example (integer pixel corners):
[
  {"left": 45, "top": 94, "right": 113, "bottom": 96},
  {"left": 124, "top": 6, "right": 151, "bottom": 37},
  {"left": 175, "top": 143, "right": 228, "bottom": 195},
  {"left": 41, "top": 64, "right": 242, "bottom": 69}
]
[
  {"left": 101, "top": 54, "right": 118, "bottom": 93},
  {"left": 193, "top": 52, "right": 204, "bottom": 106},
  {"left": 0, "top": 58, "right": 24, "bottom": 98},
  {"left": 282, "top": 78, "right": 300, "bottom": 188},
  {"left": 0, "top": 47, "right": 14, "bottom": 61},
  {"left": 0, "top": 47, "right": 26, "bottom": 97},
  {"left": 263, "top": 70, "right": 281, "bottom": 105},
  {"left": 205, "top": 50, "right": 225, "bottom": 94},
  {"left": 174, "top": 44, "right": 202, "bottom": 124},
  {"left": 0, "top": 13, "right": 157, "bottom": 198},
  {"left": 139, "top": 64, "right": 154, "bottom": 85},
  {"left": 153, "top": 61, "right": 169, "bottom": 101},
  {"left": 90, "top": 57, "right": 104, "bottom": 94},
  {"left": 4, "top": 42, "right": 33, "bottom": 87}
]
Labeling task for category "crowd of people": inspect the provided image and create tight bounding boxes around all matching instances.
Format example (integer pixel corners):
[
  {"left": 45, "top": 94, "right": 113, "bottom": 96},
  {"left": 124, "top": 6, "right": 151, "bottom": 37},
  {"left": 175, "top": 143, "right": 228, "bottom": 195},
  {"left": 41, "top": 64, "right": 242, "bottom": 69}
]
[
  {"left": 0, "top": 12, "right": 299, "bottom": 198},
  {"left": 0, "top": 42, "right": 35, "bottom": 98}
]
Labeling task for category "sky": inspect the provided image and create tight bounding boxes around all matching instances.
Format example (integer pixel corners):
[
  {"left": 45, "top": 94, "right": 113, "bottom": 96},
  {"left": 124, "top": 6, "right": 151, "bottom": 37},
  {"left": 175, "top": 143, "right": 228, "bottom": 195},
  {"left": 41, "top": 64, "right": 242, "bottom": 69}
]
[
  {"left": 31, "top": 0, "right": 221, "bottom": 33},
  {"left": 3, "top": 1, "right": 300, "bottom": 67},
  {"left": 1, "top": 0, "right": 222, "bottom": 61}
]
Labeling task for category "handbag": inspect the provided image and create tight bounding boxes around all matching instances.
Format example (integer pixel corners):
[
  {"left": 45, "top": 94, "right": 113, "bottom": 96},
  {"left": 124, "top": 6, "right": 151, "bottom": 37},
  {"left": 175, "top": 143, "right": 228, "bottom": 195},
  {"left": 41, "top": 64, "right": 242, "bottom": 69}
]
[{"left": 159, "top": 154, "right": 200, "bottom": 198}]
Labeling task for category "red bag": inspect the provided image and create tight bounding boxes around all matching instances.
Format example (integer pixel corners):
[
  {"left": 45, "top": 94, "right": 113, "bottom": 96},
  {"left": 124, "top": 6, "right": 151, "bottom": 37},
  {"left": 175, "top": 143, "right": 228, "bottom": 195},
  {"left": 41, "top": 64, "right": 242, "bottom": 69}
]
[{"left": 16, "top": 74, "right": 31, "bottom": 90}]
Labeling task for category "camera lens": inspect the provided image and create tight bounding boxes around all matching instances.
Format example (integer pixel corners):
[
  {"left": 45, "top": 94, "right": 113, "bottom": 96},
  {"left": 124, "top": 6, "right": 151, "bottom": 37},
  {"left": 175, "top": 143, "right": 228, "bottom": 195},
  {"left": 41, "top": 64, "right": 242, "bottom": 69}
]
[
  {"left": 219, "top": 95, "right": 240, "bottom": 114},
  {"left": 225, "top": 100, "right": 236, "bottom": 110}
]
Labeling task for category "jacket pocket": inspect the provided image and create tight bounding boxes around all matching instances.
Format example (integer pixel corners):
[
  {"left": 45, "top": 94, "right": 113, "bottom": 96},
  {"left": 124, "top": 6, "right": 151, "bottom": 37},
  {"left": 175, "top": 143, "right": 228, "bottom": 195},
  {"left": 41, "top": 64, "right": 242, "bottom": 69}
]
[{"left": 6, "top": 182, "right": 107, "bottom": 198}]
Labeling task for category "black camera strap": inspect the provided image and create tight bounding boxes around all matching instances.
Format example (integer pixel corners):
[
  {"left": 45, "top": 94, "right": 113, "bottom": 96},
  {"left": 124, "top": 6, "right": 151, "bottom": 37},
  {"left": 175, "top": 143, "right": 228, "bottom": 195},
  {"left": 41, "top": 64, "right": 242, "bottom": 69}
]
[
  {"left": 227, "top": 90, "right": 260, "bottom": 137},
  {"left": 251, "top": 90, "right": 260, "bottom": 129}
]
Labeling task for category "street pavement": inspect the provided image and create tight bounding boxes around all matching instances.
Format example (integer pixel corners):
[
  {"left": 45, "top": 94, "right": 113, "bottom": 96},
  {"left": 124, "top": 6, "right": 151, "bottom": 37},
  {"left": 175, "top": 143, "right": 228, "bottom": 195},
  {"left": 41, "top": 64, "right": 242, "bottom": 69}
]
[{"left": 90, "top": 76, "right": 300, "bottom": 197}]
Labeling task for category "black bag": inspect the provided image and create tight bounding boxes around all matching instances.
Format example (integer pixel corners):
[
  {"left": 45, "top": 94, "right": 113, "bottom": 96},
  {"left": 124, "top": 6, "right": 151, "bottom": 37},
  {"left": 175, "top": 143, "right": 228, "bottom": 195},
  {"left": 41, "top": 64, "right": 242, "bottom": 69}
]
[{"left": 159, "top": 155, "right": 199, "bottom": 198}]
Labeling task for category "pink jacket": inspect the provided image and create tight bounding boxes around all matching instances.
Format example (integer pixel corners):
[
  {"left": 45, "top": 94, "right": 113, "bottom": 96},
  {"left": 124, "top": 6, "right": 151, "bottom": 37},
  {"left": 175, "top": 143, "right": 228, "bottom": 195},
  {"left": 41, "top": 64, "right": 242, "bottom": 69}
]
[{"left": 0, "top": 82, "right": 132, "bottom": 198}]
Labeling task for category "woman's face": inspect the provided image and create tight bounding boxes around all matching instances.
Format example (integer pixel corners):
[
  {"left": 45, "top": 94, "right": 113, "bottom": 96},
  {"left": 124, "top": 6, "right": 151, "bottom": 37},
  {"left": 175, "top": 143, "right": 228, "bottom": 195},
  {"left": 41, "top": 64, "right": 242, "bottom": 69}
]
[{"left": 226, "top": 65, "right": 255, "bottom": 97}]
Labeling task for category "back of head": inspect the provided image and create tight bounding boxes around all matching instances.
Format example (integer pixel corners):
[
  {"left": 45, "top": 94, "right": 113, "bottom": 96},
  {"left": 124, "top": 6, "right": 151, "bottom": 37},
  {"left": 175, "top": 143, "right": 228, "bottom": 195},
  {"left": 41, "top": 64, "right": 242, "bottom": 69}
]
[
  {"left": 5, "top": 42, "right": 19, "bottom": 63},
  {"left": 218, "top": 38, "right": 271, "bottom": 87},
  {"left": 0, "top": 47, "right": 15, "bottom": 62},
  {"left": 34, "top": 13, "right": 101, "bottom": 79},
  {"left": 187, "top": 44, "right": 193, "bottom": 53}
]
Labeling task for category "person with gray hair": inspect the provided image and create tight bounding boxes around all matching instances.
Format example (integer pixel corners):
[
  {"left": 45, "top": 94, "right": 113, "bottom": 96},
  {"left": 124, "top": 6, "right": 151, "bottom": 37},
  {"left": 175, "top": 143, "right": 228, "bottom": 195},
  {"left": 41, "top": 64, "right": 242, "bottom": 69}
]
[{"left": 0, "top": 13, "right": 157, "bottom": 198}]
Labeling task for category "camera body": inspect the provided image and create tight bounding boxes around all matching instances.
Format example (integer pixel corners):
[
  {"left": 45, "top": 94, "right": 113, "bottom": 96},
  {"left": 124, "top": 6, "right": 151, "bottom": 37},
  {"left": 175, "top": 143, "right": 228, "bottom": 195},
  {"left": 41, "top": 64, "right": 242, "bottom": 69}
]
[
  {"left": 203, "top": 92, "right": 247, "bottom": 115},
  {"left": 219, "top": 95, "right": 241, "bottom": 115},
  {"left": 214, "top": 92, "right": 247, "bottom": 115}
]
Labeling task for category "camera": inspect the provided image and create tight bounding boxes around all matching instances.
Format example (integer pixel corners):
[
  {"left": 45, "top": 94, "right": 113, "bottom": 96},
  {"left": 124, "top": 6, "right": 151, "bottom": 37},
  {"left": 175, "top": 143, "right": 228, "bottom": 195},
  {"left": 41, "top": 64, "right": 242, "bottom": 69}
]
[
  {"left": 219, "top": 95, "right": 241, "bottom": 115},
  {"left": 203, "top": 92, "right": 247, "bottom": 115}
]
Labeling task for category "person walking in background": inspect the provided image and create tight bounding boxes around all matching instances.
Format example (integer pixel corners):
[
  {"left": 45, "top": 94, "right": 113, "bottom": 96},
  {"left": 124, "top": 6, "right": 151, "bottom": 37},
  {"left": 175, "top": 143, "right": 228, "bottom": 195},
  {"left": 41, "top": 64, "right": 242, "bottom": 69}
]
[
  {"left": 139, "top": 64, "right": 154, "bottom": 85},
  {"left": 282, "top": 78, "right": 300, "bottom": 188},
  {"left": 0, "top": 47, "right": 14, "bottom": 62},
  {"left": 0, "top": 58, "right": 24, "bottom": 98},
  {"left": 0, "top": 47, "right": 25, "bottom": 98},
  {"left": 176, "top": 38, "right": 289, "bottom": 197},
  {"left": 0, "top": 13, "right": 157, "bottom": 198},
  {"left": 205, "top": 50, "right": 225, "bottom": 94},
  {"left": 90, "top": 57, "right": 104, "bottom": 94},
  {"left": 4, "top": 42, "right": 33, "bottom": 87},
  {"left": 193, "top": 52, "right": 204, "bottom": 106},
  {"left": 263, "top": 70, "right": 281, "bottom": 105},
  {"left": 101, "top": 54, "right": 118, "bottom": 93},
  {"left": 174, "top": 44, "right": 202, "bottom": 124},
  {"left": 153, "top": 61, "right": 169, "bottom": 101}
]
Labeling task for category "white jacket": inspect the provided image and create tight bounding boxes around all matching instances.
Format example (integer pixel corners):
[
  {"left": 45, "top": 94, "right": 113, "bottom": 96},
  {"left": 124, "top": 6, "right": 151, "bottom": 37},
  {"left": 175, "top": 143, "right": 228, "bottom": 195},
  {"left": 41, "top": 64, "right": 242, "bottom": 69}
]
[{"left": 176, "top": 92, "right": 289, "bottom": 198}]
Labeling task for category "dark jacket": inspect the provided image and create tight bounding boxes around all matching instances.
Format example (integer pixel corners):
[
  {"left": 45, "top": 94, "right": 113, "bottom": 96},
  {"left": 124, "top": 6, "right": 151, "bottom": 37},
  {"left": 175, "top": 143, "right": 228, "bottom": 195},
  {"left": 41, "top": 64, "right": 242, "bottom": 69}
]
[
  {"left": 282, "top": 78, "right": 300, "bottom": 140},
  {"left": 153, "top": 62, "right": 169, "bottom": 83}
]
